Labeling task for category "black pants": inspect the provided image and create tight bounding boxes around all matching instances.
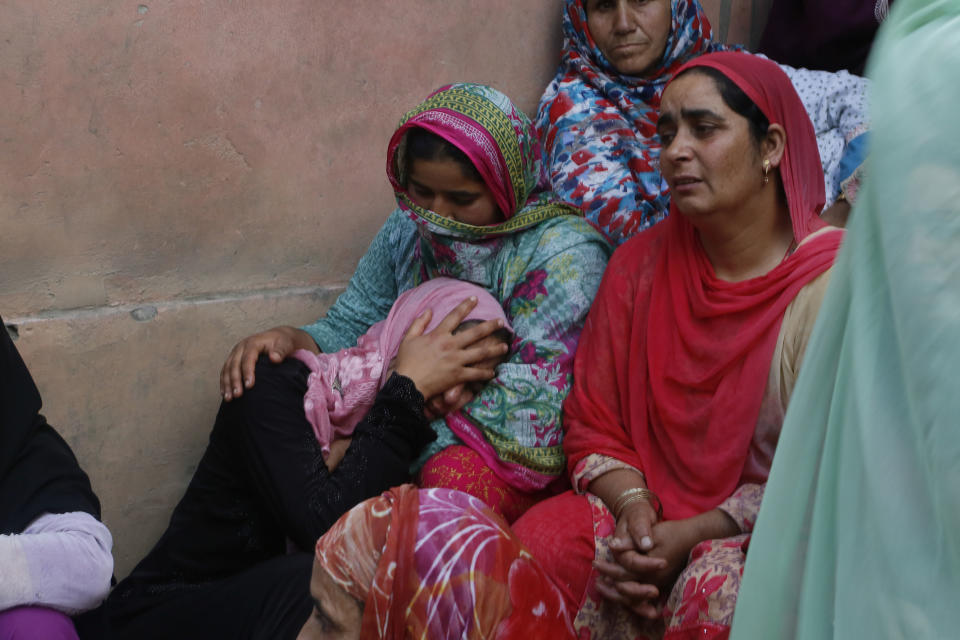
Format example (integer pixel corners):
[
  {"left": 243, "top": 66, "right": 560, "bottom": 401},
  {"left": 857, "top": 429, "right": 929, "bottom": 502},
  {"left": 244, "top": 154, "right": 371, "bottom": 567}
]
[
  {"left": 100, "top": 358, "right": 341, "bottom": 639},
  {"left": 94, "top": 552, "right": 313, "bottom": 640}
]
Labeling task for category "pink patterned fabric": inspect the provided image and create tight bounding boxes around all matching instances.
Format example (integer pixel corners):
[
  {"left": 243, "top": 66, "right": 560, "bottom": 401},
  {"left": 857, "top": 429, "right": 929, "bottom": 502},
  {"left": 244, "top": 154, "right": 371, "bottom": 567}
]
[
  {"left": 716, "top": 484, "right": 764, "bottom": 534},
  {"left": 516, "top": 489, "right": 763, "bottom": 639},
  {"left": 572, "top": 453, "right": 644, "bottom": 493},
  {"left": 442, "top": 413, "right": 558, "bottom": 493},
  {"left": 576, "top": 494, "right": 757, "bottom": 639},
  {"left": 293, "top": 278, "right": 511, "bottom": 457},
  {"left": 315, "top": 485, "right": 576, "bottom": 639}
]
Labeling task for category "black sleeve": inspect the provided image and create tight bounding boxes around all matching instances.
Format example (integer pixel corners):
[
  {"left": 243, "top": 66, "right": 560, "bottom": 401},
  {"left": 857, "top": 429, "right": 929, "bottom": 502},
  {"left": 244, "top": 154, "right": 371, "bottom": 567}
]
[
  {"left": 0, "top": 316, "right": 101, "bottom": 534},
  {"left": 232, "top": 359, "right": 436, "bottom": 551},
  {"left": 299, "top": 372, "right": 437, "bottom": 539}
]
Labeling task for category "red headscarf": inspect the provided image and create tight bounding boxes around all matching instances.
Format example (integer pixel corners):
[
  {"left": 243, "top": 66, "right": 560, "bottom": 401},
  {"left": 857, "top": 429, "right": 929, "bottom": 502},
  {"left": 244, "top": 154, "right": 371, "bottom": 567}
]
[
  {"left": 315, "top": 486, "right": 575, "bottom": 639},
  {"left": 562, "top": 52, "right": 844, "bottom": 519}
]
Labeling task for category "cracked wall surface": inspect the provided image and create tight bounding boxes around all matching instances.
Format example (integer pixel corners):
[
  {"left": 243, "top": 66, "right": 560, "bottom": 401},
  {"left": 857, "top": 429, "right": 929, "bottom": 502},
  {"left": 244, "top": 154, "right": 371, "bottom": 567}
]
[{"left": 0, "top": 0, "right": 761, "bottom": 578}]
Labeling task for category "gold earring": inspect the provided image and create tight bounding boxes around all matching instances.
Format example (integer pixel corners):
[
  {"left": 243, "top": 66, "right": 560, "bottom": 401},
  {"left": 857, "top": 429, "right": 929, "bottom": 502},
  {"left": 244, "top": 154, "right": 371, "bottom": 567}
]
[{"left": 762, "top": 159, "right": 771, "bottom": 185}]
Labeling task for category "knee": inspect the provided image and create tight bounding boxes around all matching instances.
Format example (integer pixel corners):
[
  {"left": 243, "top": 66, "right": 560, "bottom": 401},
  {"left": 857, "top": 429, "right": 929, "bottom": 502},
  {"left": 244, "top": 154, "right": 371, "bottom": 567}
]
[
  {"left": 664, "top": 535, "right": 748, "bottom": 629},
  {"left": 513, "top": 491, "right": 594, "bottom": 611},
  {"left": 225, "top": 356, "right": 310, "bottom": 426},
  {"left": 248, "top": 355, "right": 309, "bottom": 398}
]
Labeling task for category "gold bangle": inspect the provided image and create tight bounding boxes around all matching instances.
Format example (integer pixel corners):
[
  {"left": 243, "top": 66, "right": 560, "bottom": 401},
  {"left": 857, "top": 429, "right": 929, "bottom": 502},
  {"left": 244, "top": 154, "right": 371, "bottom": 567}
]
[
  {"left": 615, "top": 494, "right": 649, "bottom": 518},
  {"left": 612, "top": 487, "right": 663, "bottom": 520}
]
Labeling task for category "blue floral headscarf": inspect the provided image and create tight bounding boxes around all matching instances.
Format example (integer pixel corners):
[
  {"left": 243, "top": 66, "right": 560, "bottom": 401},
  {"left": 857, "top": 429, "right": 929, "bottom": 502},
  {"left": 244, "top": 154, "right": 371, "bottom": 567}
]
[{"left": 537, "top": 0, "right": 734, "bottom": 244}]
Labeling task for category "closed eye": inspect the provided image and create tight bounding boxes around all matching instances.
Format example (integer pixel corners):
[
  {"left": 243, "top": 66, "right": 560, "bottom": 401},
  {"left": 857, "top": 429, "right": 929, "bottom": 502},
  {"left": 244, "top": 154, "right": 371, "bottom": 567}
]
[
  {"left": 409, "top": 182, "right": 433, "bottom": 200},
  {"left": 450, "top": 194, "right": 480, "bottom": 206},
  {"left": 311, "top": 601, "right": 340, "bottom": 633}
]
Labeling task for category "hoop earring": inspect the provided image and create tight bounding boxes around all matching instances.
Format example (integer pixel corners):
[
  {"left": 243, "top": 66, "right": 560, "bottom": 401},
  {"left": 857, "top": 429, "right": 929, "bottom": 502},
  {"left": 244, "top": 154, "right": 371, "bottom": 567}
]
[{"left": 762, "top": 159, "right": 771, "bottom": 185}]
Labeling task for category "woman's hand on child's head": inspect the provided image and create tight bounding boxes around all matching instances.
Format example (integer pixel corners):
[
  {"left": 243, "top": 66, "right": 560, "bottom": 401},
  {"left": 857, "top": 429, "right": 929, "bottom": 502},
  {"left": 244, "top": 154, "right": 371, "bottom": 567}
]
[
  {"left": 423, "top": 332, "right": 510, "bottom": 417},
  {"left": 220, "top": 326, "right": 319, "bottom": 401},
  {"left": 393, "top": 297, "right": 509, "bottom": 401}
]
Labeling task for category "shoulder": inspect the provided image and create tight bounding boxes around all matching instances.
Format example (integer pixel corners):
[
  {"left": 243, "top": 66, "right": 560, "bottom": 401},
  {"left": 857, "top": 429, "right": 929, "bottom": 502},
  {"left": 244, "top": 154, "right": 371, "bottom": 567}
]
[
  {"left": 584, "top": 223, "right": 668, "bottom": 313},
  {"left": 515, "top": 213, "right": 613, "bottom": 258},
  {"left": 784, "top": 266, "right": 833, "bottom": 328},
  {"left": 780, "top": 266, "right": 834, "bottom": 369},
  {"left": 606, "top": 223, "right": 667, "bottom": 279},
  {"left": 777, "top": 266, "right": 834, "bottom": 399},
  {"left": 364, "top": 209, "right": 417, "bottom": 261},
  {"left": 382, "top": 208, "right": 416, "bottom": 235}
]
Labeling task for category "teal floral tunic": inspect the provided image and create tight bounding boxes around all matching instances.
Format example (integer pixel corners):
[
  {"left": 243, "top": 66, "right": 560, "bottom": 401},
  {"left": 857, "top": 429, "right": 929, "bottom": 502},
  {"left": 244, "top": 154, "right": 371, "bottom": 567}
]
[{"left": 304, "top": 84, "right": 611, "bottom": 490}]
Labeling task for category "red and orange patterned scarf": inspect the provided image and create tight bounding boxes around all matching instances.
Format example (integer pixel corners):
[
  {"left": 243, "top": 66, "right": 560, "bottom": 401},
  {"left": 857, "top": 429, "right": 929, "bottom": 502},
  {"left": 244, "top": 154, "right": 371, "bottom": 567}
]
[{"left": 315, "top": 485, "right": 575, "bottom": 639}]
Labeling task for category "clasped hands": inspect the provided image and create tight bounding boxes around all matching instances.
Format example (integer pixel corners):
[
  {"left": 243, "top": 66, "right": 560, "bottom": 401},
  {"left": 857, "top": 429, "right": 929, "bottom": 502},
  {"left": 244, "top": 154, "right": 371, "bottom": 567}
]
[{"left": 593, "top": 500, "right": 695, "bottom": 620}]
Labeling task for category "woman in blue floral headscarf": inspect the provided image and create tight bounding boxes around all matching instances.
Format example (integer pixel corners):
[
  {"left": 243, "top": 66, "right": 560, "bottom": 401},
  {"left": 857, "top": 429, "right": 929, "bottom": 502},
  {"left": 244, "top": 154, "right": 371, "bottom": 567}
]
[{"left": 540, "top": 0, "right": 870, "bottom": 245}]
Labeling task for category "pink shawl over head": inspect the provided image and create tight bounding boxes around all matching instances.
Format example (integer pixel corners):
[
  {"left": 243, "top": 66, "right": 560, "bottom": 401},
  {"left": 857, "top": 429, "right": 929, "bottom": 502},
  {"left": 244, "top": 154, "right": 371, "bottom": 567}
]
[{"left": 294, "top": 278, "right": 512, "bottom": 457}]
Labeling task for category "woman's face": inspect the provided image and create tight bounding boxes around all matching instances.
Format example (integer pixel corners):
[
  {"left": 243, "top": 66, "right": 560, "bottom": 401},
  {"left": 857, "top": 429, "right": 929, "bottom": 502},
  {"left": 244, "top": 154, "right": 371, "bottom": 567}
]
[
  {"left": 297, "top": 561, "right": 363, "bottom": 640},
  {"left": 407, "top": 158, "right": 503, "bottom": 226},
  {"left": 585, "top": 0, "right": 672, "bottom": 76},
  {"left": 656, "top": 72, "right": 766, "bottom": 221}
]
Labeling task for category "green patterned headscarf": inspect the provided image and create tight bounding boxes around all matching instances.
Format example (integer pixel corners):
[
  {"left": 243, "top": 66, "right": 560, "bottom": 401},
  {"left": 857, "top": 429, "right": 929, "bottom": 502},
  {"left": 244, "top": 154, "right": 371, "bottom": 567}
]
[{"left": 382, "top": 84, "right": 611, "bottom": 488}]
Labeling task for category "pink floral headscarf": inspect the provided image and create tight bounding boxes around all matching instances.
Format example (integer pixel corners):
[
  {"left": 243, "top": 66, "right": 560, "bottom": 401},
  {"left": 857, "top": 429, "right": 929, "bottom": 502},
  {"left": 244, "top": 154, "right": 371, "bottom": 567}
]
[{"left": 293, "top": 278, "right": 511, "bottom": 457}]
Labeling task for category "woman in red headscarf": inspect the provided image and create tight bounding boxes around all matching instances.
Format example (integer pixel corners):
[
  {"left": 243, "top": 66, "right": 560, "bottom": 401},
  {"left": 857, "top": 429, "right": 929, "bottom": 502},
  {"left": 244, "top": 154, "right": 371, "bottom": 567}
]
[
  {"left": 513, "top": 52, "right": 844, "bottom": 639},
  {"left": 300, "top": 485, "right": 576, "bottom": 640}
]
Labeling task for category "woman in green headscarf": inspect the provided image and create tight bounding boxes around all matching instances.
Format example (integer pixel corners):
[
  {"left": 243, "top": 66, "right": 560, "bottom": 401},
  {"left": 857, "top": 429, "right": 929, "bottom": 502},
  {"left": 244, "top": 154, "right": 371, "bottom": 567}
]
[
  {"left": 220, "top": 83, "right": 611, "bottom": 520},
  {"left": 731, "top": 1, "right": 960, "bottom": 637},
  {"left": 103, "top": 84, "right": 609, "bottom": 640}
]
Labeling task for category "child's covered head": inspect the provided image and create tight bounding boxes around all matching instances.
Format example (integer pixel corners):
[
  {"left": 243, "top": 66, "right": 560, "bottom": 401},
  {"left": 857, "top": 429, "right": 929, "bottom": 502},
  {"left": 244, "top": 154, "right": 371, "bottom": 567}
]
[
  {"left": 296, "top": 278, "right": 513, "bottom": 460},
  {"left": 374, "top": 278, "right": 513, "bottom": 387},
  {"left": 453, "top": 319, "right": 513, "bottom": 367}
]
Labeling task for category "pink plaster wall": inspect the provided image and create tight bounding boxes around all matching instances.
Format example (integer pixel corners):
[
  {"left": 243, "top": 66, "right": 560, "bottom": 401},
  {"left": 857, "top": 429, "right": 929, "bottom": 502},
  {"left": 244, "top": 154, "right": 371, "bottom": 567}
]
[
  {"left": 0, "top": 0, "right": 768, "bottom": 578},
  {"left": 1, "top": 0, "right": 568, "bottom": 315},
  {"left": 1, "top": 0, "right": 566, "bottom": 577}
]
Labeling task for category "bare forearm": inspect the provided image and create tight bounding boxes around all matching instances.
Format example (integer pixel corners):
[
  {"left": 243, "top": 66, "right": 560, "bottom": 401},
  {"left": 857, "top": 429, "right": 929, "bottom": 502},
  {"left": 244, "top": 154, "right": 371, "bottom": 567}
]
[
  {"left": 286, "top": 326, "right": 321, "bottom": 354},
  {"left": 686, "top": 508, "right": 740, "bottom": 545}
]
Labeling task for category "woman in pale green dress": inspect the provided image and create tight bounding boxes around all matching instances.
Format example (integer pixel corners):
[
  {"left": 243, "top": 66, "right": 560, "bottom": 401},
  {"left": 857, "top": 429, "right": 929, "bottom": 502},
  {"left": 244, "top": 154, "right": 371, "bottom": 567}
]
[{"left": 730, "top": 1, "right": 960, "bottom": 637}]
